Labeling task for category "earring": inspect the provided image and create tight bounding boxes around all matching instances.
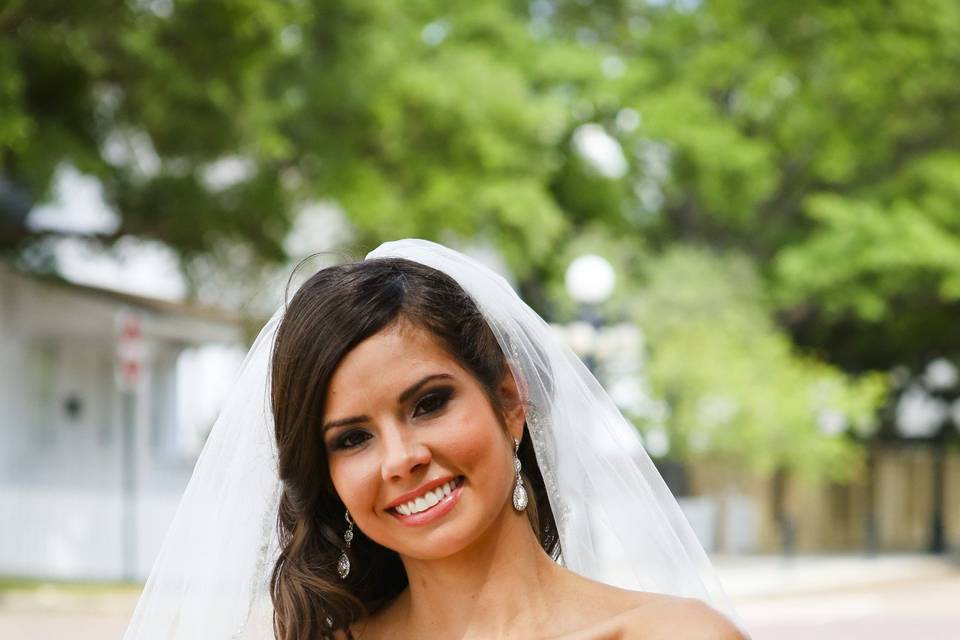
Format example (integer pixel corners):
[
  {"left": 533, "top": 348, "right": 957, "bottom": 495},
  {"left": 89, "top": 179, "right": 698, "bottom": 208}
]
[
  {"left": 512, "top": 437, "right": 528, "bottom": 512},
  {"left": 337, "top": 510, "right": 354, "bottom": 579}
]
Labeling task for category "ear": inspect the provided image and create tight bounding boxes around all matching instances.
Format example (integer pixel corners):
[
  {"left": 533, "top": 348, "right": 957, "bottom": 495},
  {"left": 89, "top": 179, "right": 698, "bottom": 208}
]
[{"left": 498, "top": 363, "right": 527, "bottom": 442}]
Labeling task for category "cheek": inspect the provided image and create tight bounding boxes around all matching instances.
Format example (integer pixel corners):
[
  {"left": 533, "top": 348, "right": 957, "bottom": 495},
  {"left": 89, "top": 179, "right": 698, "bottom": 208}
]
[
  {"left": 329, "top": 458, "right": 379, "bottom": 513},
  {"left": 441, "top": 405, "right": 508, "bottom": 472}
]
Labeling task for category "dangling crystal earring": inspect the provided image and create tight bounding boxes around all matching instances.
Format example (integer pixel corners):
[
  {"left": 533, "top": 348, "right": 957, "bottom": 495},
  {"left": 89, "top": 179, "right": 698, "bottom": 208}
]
[
  {"left": 512, "top": 437, "right": 528, "bottom": 512},
  {"left": 337, "top": 510, "right": 354, "bottom": 579}
]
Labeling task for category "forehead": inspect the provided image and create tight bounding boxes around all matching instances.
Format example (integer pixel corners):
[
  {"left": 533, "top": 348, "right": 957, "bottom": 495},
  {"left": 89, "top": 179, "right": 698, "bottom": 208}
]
[{"left": 324, "top": 321, "right": 463, "bottom": 408}]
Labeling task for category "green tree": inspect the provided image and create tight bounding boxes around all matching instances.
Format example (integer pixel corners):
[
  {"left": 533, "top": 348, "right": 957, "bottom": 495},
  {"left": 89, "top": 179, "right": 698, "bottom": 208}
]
[
  {"left": 628, "top": 246, "right": 886, "bottom": 479},
  {"left": 546, "top": 0, "right": 960, "bottom": 370},
  {"left": 3, "top": 0, "right": 954, "bottom": 477},
  {"left": 1, "top": 0, "right": 300, "bottom": 264},
  {"left": 9, "top": 1, "right": 958, "bottom": 366}
]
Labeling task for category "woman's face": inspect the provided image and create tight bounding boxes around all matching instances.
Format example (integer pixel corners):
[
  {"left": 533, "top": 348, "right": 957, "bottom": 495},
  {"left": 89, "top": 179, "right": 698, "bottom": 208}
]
[{"left": 322, "top": 320, "right": 524, "bottom": 561}]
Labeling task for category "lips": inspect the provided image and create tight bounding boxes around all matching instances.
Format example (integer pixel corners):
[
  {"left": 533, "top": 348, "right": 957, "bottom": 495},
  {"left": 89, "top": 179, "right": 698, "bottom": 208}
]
[
  {"left": 388, "top": 476, "right": 465, "bottom": 526},
  {"left": 390, "top": 477, "right": 464, "bottom": 515},
  {"left": 385, "top": 475, "right": 460, "bottom": 511}
]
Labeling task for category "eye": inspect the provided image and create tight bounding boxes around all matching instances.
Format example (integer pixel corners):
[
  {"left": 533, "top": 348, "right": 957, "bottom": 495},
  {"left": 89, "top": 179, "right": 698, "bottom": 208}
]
[
  {"left": 333, "top": 429, "right": 371, "bottom": 451},
  {"left": 413, "top": 388, "right": 452, "bottom": 417}
]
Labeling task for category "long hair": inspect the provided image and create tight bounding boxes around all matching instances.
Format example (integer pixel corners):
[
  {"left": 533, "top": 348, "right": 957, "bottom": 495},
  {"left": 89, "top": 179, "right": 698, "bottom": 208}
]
[{"left": 268, "top": 257, "right": 560, "bottom": 639}]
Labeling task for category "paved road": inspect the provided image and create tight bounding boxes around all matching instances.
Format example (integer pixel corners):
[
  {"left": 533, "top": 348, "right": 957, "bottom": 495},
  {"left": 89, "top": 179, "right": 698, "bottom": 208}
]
[
  {"left": 0, "top": 611, "right": 129, "bottom": 640},
  {"left": 0, "top": 586, "right": 137, "bottom": 640},
  {"left": 2, "top": 558, "right": 959, "bottom": 638},
  {"left": 735, "top": 572, "right": 960, "bottom": 640}
]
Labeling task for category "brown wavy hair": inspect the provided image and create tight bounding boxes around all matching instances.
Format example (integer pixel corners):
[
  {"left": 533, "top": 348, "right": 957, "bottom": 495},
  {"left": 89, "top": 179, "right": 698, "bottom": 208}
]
[{"left": 268, "top": 257, "right": 560, "bottom": 640}]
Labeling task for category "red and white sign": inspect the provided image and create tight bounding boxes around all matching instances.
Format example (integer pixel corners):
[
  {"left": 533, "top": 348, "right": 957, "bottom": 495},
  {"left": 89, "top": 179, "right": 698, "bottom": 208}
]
[{"left": 116, "top": 311, "right": 145, "bottom": 391}]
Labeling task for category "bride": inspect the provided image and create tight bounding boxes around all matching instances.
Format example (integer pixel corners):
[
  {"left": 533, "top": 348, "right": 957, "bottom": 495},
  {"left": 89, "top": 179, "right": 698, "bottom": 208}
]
[{"left": 124, "top": 240, "right": 748, "bottom": 639}]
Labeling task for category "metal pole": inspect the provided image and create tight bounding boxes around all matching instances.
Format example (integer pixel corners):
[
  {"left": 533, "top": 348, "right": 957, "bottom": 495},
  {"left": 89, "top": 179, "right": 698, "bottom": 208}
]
[
  {"left": 121, "top": 389, "right": 138, "bottom": 580},
  {"left": 579, "top": 302, "right": 601, "bottom": 375},
  {"left": 929, "top": 429, "right": 946, "bottom": 554},
  {"left": 863, "top": 443, "right": 879, "bottom": 556},
  {"left": 772, "top": 465, "right": 795, "bottom": 557}
]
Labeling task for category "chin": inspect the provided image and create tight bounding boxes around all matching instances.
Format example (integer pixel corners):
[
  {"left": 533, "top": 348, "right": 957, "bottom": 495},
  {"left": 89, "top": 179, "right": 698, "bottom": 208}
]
[
  {"left": 382, "top": 509, "right": 494, "bottom": 562},
  {"left": 388, "top": 520, "right": 480, "bottom": 561}
]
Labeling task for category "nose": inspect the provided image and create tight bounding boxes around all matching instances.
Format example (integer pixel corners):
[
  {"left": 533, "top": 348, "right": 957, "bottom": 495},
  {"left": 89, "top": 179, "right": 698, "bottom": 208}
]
[{"left": 380, "top": 422, "right": 431, "bottom": 482}]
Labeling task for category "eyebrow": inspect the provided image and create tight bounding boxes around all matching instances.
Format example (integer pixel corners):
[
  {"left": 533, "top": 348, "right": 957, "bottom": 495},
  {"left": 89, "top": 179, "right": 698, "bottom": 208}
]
[{"left": 321, "top": 373, "right": 454, "bottom": 433}]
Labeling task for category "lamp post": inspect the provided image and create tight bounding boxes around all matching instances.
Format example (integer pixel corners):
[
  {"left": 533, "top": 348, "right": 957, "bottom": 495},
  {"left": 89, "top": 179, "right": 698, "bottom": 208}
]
[
  {"left": 564, "top": 254, "right": 616, "bottom": 374},
  {"left": 894, "top": 358, "right": 958, "bottom": 554},
  {"left": 0, "top": 174, "right": 32, "bottom": 248}
]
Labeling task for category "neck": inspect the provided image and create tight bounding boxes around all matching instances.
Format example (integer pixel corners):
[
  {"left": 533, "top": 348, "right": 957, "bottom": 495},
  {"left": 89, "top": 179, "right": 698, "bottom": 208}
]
[{"left": 394, "top": 503, "right": 562, "bottom": 638}]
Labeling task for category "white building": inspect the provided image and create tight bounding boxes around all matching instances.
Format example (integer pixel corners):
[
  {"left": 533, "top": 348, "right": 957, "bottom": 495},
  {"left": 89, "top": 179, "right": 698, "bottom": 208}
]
[{"left": 0, "top": 264, "right": 248, "bottom": 581}]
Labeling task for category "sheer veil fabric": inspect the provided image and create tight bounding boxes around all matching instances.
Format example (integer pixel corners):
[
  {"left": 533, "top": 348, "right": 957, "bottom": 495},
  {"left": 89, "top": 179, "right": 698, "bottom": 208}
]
[{"left": 123, "top": 239, "right": 745, "bottom": 639}]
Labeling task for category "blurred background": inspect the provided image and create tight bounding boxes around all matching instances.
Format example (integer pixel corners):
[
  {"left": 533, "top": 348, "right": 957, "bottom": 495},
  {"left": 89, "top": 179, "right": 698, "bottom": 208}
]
[{"left": 1, "top": 0, "right": 959, "bottom": 637}]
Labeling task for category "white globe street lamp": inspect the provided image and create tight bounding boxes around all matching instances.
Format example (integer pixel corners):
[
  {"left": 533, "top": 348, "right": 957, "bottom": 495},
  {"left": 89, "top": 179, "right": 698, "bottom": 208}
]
[
  {"left": 924, "top": 358, "right": 958, "bottom": 391},
  {"left": 895, "top": 385, "right": 947, "bottom": 439},
  {"left": 565, "top": 254, "right": 616, "bottom": 305}
]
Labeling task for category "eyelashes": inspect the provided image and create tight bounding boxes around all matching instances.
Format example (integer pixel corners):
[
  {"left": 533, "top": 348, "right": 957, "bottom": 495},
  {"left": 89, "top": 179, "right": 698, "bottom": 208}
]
[
  {"left": 330, "top": 387, "right": 454, "bottom": 451},
  {"left": 334, "top": 430, "right": 371, "bottom": 450},
  {"left": 412, "top": 387, "right": 453, "bottom": 417}
]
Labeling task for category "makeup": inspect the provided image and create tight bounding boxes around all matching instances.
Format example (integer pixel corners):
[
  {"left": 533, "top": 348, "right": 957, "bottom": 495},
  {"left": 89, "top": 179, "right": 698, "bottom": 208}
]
[{"left": 388, "top": 476, "right": 465, "bottom": 527}]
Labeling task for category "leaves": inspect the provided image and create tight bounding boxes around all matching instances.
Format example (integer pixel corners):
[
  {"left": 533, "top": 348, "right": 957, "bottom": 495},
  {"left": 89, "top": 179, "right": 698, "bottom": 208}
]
[
  {"left": 4, "top": 0, "right": 956, "bottom": 473},
  {"left": 631, "top": 247, "right": 886, "bottom": 479}
]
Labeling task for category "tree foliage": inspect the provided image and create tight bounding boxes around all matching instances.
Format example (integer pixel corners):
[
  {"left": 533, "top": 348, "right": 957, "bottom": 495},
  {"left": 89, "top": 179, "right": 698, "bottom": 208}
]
[
  {"left": 2, "top": 0, "right": 956, "bottom": 470},
  {"left": 628, "top": 247, "right": 886, "bottom": 479},
  {"left": 0, "top": 0, "right": 300, "bottom": 273}
]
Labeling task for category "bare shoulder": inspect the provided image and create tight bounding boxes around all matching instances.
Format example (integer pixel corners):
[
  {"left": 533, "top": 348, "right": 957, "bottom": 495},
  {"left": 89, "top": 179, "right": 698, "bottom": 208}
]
[
  {"left": 620, "top": 593, "right": 749, "bottom": 640},
  {"left": 549, "top": 571, "right": 747, "bottom": 639}
]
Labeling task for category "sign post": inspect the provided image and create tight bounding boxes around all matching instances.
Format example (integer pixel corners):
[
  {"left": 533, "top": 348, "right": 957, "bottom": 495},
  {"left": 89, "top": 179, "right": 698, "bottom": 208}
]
[{"left": 116, "top": 310, "right": 144, "bottom": 581}]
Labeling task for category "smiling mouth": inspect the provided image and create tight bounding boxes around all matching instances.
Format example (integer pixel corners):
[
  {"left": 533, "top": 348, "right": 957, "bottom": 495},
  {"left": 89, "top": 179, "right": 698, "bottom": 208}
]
[{"left": 388, "top": 476, "right": 465, "bottom": 520}]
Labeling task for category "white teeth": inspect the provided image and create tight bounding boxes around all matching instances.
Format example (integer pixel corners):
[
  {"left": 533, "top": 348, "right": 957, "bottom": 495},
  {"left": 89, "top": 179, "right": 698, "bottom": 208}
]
[{"left": 395, "top": 478, "right": 461, "bottom": 515}]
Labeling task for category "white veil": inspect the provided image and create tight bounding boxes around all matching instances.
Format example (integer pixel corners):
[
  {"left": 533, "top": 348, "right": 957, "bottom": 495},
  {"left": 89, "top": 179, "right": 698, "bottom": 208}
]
[{"left": 123, "top": 239, "right": 744, "bottom": 639}]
